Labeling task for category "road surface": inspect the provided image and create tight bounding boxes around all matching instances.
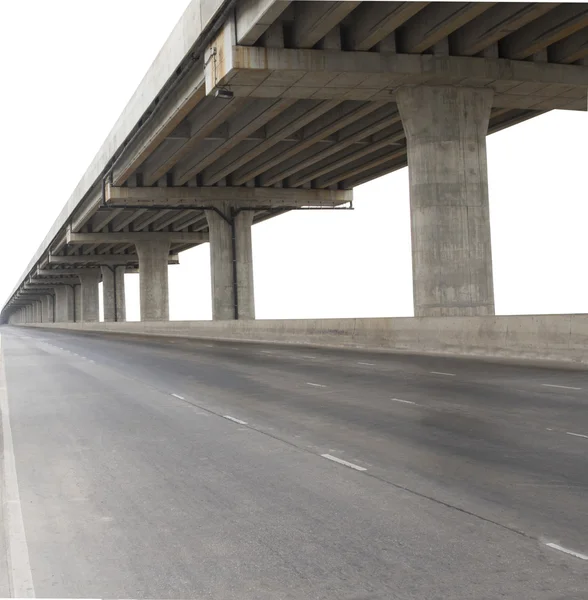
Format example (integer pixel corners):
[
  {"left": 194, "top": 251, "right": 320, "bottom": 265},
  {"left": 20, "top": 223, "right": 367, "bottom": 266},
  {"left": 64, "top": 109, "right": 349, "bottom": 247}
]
[{"left": 1, "top": 326, "right": 587, "bottom": 599}]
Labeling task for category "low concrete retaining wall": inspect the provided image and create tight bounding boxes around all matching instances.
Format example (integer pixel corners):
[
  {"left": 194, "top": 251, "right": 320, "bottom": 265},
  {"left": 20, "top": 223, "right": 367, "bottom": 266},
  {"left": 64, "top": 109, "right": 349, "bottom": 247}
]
[{"left": 15, "top": 314, "right": 588, "bottom": 366}]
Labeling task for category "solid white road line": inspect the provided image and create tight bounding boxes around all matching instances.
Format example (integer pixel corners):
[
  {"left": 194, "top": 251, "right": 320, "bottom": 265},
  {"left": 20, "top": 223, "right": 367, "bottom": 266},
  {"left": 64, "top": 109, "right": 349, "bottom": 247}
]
[
  {"left": 566, "top": 431, "right": 588, "bottom": 439},
  {"left": 171, "top": 393, "right": 185, "bottom": 400},
  {"left": 306, "top": 382, "right": 327, "bottom": 388},
  {"left": 430, "top": 371, "right": 455, "bottom": 376},
  {"left": 542, "top": 384, "right": 582, "bottom": 391},
  {"left": 260, "top": 350, "right": 273, "bottom": 354},
  {"left": 321, "top": 454, "right": 367, "bottom": 472},
  {"left": 357, "top": 362, "right": 375, "bottom": 366},
  {"left": 302, "top": 355, "right": 317, "bottom": 359},
  {"left": 0, "top": 334, "right": 36, "bottom": 597},
  {"left": 223, "top": 415, "right": 248, "bottom": 425},
  {"left": 545, "top": 542, "right": 588, "bottom": 560},
  {"left": 391, "top": 398, "right": 417, "bottom": 405}
]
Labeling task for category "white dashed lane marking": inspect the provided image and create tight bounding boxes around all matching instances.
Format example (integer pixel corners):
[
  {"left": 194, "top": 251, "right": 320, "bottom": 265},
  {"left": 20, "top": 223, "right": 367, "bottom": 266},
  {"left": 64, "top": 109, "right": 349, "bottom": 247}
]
[
  {"left": 391, "top": 398, "right": 417, "bottom": 405},
  {"left": 430, "top": 371, "right": 455, "bottom": 377},
  {"left": 545, "top": 542, "right": 588, "bottom": 560},
  {"left": 223, "top": 415, "right": 248, "bottom": 425},
  {"left": 542, "top": 384, "right": 582, "bottom": 391},
  {"left": 357, "top": 362, "right": 375, "bottom": 366},
  {"left": 321, "top": 454, "right": 367, "bottom": 472},
  {"left": 566, "top": 432, "right": 588, "bottom": 439},
  {"left": 171, "top": 393, "right": 185, "bottom": 400},
  {"left": 306, "top": 382, "right": 327, "bottom": 388}
]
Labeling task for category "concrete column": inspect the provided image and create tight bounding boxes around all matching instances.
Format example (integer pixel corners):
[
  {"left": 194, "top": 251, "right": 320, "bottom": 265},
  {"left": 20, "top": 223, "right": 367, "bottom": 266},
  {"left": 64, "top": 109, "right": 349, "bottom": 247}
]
[
  {"left": 100, "top": 265, "right": 126, "bottom": 322},
  {"left": 396, "top": 85, "right": 495, "bottom": 317},
  {"left": 41, "top": 295, "right": 54, "bottom": 323},
  {"left": 78, "top": 271, "right": 101, "bottom": 322},
  {"left": 136, "top": 240, "right": 170, "bottom": 321},
  {"left": 73, "top": 284, "right": 81, "bottom": 322},
  {"left": 33, "top": 301, "right": 42, "bottom": 323},
  {"left": 54, "top": 286, "right": 75, "bottom": 322},
  {"left": 205, "top": 206, "right": 255, "bottom": 320}
]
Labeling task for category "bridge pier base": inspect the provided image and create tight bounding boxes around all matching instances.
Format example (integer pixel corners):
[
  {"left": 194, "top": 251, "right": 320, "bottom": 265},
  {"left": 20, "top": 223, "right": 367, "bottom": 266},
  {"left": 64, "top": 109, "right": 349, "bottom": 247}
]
[
  {"left": 101, "top": 265, "right": 126, "bottom": 322},
  {"left": 54, "top": 286, "right": 75, "bottom": 323},
  {"left": 205, "top": 206, "right": 255, "bottom": 321},
  {"left": 78, "top": 271, "right": 100, "bottom": 322},
  {"left": 396, "top": 85, "right": 495, "bottom": 317},
  {"left": 136, "top": 240, "right": 170, "bottom": 322}
]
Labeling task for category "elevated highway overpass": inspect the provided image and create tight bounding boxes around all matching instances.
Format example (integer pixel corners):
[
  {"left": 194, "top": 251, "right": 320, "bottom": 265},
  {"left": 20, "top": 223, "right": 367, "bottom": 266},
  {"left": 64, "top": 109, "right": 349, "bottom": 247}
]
[{"left": 2, "top": 0, "right": 587, "bottom": 326}]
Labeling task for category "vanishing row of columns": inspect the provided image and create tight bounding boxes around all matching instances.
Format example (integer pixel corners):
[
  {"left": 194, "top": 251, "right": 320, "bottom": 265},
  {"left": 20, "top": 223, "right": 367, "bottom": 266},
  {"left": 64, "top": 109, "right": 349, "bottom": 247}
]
[{"left": 9, "top": 84, "right": 496, "bottom": 324}]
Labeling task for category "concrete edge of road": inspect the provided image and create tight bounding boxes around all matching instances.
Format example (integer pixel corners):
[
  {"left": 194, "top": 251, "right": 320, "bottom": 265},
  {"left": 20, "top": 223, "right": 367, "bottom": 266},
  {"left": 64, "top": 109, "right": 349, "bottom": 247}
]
[{"left": 9, "top": 313, "right": 588, "bottom": 369}]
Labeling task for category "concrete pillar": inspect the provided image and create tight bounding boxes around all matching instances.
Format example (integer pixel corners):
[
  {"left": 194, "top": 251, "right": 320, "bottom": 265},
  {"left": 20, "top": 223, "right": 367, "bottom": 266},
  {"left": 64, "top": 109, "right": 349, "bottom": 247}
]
[
  {"left": 78, "top": 271, "right": 100, "bottom": 322},
  {"left": 205, "top": 206, "right": 255, "bottom": 320},
  {"left": 136, "top": 240, "right": 170, "bottom": 321},
  {"left": 100, "top": 265, "right": 126, "bottom": 322},
  {"left": 73, "top": 284, "right": 81, "bottom": 322},
  {"left": 33, "top": 301, "right": 42, "bottom": 323},
  {"left": 25, "top": 305, "right": 31, "bottom": 323},
  {"left": 54, "top": 286, "right": 75, "bottom": 322},
  {"left": 41, "top": 295, "right": 54, "bottom": 323},
  {"left": 396, "top": 85, "right": 495, "bottom": 317}
]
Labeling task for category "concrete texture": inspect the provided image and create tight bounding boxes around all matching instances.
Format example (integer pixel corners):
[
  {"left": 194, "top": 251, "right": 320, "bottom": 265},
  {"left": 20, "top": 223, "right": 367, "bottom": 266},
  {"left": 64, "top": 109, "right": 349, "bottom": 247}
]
[
  {"left": 73, "top": 284, "right": 81, "bottom": 323},
  {"left": 18, "top": 314, "right": 588, "bottom": 367},
  {"left": 78, "top": 271, "right": 100, "bottom": 323},
  {"left": 136, "top": 240, "right": 171, "bottom": 322},
  {"left": 397, "top": 85, "right": 495, "bottom": 318},
  {"left": 41, "top": 294, "right": 54, "bottom": 323},
  {"left": 54, "top": 285, "right": 74, "bottom": 323},
  {"left": 206, "top": 206, "right": 255, "bottom": 320},
  {"left": 100, "top": 266, "right": 126, "bottom": 322},
  {"left": 1, "top": 325, "right": 587, "bottom": 598}
]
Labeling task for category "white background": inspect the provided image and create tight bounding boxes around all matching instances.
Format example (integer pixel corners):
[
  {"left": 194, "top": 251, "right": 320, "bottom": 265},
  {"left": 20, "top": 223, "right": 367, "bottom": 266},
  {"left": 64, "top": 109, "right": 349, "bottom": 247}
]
[{"left": 0, "top": 1, "right": 586, "bottom": 321}]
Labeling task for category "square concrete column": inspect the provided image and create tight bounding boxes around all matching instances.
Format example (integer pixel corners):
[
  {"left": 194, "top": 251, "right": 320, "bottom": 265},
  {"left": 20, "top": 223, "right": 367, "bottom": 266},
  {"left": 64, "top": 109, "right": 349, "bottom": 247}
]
[
  {"left": 100, "top": 265, "right": 126, "bottom": 322},
  {"left": 205, "top": 206, "right": 255, "bottom": 320},
  {"left": 78, "top": 271, "right": 101, "bottom": 322},
  {"left": 33, "top": 301, "right": 42, "bottom": 323},
  {"left": 41, "top": 295, "right": 54, "bottom": 323},
  {"left": 396, "top": 85, "right": 495, "bottom": 317},
  {"left": 73, "top": 284, "right": 81, "bottom": 322},
  {"left": 54, "top": 286, "right": 75, "bottom": 323},
  {"left": 136, "top": 240, "right": 170, "bottom": 321},
  {"left": 25, "top": 305, "right": 31, "bottom": 323}
]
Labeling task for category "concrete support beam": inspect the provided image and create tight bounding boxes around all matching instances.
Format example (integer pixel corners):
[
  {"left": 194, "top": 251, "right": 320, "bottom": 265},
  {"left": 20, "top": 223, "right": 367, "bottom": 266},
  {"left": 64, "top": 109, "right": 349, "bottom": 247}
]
[
  {"left": 205, "top": 205, "right": 255, "bottom": 321},
  {"left": 54, "top": 285, "right": 75, "bottom": 323},
  {"left": 101, "top": 266, "right": 126, "bottom": 322},
  {"left": 136, "top": 241, "right": 171, "bottom": 322},
  {"left": 396, "top": 85, "right": 495, "bottom": 317},
  {"left": 33, "top": 301, "right": 42, "bottom": 323},
  {"left": 236, "top": 0, "right": 291, "bottom": 45},
  {"left": 78, "top": 270, "right": 101, "bottom": 322},
  {"left": 105, "top": 183, "right": 351, "bottom": 207},
  {"left": 45, "top": 254, "right": 179, "bottom": 268},
  {"left": 66, "top": 229, "right": 208, "bottom": 246}
]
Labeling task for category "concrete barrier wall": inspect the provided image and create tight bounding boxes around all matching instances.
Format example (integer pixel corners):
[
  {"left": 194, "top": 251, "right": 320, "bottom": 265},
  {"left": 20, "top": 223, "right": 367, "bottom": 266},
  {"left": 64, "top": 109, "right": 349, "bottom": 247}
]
[{"left": 15, "top": 314, "right": 588, "bottom": 366}]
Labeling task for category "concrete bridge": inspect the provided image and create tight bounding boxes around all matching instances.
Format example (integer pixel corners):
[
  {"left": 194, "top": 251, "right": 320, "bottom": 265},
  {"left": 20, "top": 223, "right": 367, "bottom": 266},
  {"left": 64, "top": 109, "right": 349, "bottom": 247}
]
[{"left": 2, "top": 0, "right": 587, "bottom": 327}]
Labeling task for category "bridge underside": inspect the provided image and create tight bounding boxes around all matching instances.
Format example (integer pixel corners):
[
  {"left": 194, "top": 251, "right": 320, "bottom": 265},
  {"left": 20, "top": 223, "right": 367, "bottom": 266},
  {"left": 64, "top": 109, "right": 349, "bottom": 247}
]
[{"left": 4, "top": 1, "right": 587, "bottom": 326}]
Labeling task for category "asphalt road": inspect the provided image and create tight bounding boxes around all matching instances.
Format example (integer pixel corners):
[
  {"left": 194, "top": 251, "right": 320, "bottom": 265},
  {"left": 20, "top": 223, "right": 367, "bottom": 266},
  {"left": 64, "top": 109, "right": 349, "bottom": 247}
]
[{"left": 1, "top": 325, "right": 587, "bottom": 599}]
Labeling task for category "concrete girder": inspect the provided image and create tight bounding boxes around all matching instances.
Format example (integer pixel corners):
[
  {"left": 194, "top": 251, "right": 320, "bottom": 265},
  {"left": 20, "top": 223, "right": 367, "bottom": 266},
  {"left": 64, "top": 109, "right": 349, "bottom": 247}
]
[
  {"left": 71, "top": 188, "right": 102, "bottom": 233},
  {"left": 112, "top": 66, "right": 206, "bottom": 186},
  {"left": 500, "top": 4, "right": 588, "bottom": 60},
  {"left": 450, "top": 3, "right": 558, "bottom": 57},
  {"left": 291, "top": 2, "right": 360, "bottom": 49},
  {"left": 142, "top": 97, "right": 246, "bottom": 186},
  {"left": 151, "top": 210, "right": 196, "bottom": 231},
  {"left": 261, "top": 107, "right": 401, "bottom": 187},
  {"left": 90, "top": 208, "right": 125, "bottom": 232},
  {"left": 348, "top": 2, "right": 429, "bottom": 51},
  {"left": 210, "top": 45, "right": 588, "bottom": 111},
  {"left": 104, "top": 184, "right": 352, "bottom": 207},
  {"left": 548, "top": 29, "right": 588, "bottom": 64},
  {"left": 133, "top": 210, "right": 173, "bottom": 231},
  {"left": 236, "top": 0, "right": 291, "bottom": 46},
  {"left": 397, "top": 3, "right": 495, "bottom": 54},
  {"left": 232, "top": 102, "right": 388, "bottom": 185},
  {"left": 47, "top": 254, "right": 179, "bottom": 267},
  {"left": 65, "top": 230, "right": 209, "bottom": 245},
  {"left": 172, "top": 98, "right": 297, "bottom": 186},
  {"left": 111, "top": 209, "right": 149, "bottom": 232},
  {"left": 202, "top": 99, "right": 341, "bottom": 186},
  {"left": 172, "top": 213, "right": 208, "bottom": 232}
]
